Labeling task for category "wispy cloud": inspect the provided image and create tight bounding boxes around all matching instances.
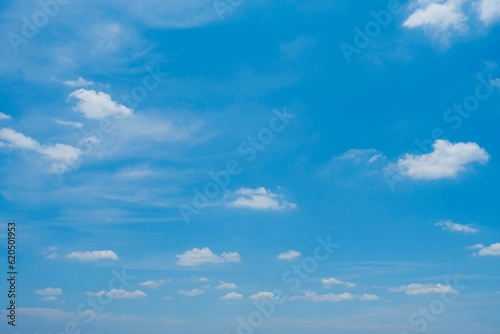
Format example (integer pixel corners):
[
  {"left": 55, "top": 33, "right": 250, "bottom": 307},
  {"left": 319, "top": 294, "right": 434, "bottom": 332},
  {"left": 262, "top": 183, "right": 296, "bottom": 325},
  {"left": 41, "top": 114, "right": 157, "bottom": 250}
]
[
  {"left": 435, "top": 220, "right": 479, "bottom": 233},
  {"left": 63, "top": 77, "right": 94, "bottom": 87},
  {"left": 389, "top": 283, "right": 458, "bottom": 295},
  {"left": 221, "top": 292, "right": 243, "bottom": 300},
  {"left": 228, "top": 187, "right": 296, "bottom": 211},
  {"left": 65, "top": 250, "right": 119, "bottom": 262},
  {"left": 178, "top": 289, "right": 205, "bottom": 297}
]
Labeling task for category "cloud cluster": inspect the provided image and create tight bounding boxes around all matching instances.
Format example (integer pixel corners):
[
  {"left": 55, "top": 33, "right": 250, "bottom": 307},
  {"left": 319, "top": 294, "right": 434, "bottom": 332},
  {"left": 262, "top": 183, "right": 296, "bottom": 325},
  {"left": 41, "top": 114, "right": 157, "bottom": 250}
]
[
  {"left": 321, "top": 277, "right": 356, "bottom": 288},
  {"left": 87, "top": 289, "right": 147, "bottom": 299},
  {"left": 290, "top": 291, "right": 379, "bottom": 302},
  {"left": 469, "top": 243, "right": 500, "bottom": 256},
  {"left": 229, "top": 187, "right": 296, "bottom": 211}
]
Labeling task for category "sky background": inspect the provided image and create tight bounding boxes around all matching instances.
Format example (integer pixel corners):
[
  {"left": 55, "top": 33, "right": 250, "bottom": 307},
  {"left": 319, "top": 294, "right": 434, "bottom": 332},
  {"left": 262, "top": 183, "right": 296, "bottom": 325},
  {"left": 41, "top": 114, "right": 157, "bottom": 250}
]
[{"left": 0, "top": 0, "right": 500, "bottom": 333}]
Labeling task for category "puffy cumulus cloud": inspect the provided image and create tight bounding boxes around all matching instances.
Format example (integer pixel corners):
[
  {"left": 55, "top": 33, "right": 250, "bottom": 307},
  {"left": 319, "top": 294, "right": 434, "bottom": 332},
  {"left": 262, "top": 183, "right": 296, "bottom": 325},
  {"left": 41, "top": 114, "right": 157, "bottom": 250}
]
[
  {"left": 249, "top": 292, "right": 275, "bottom": 300},
  {"left": 277, "top": 250, "right": 301, "bottom": 261},
  {"left": 63, "top": 77, "right": 94, "bottom": 87},
  {"left": 228, "top": 187, "right": 296, "bottom": 211},
  {"left": 0, "top": 128, "right": 81, "bottom": 173},
  {"left": 476, "top": 0, "right": 500, "bottom": 25},
  {"left": 87, "top": 289, "right": 146, "bottom": 299},
  {"left": 214, "top": 282, "right": 238, "bottom": 290},
  {"left": 65, "top": 250, "right": 119, "bottom": 262},
  {"left": 404, "top": 0, "right": 468, "bottom": 35},
  {"left": 221, "top": 292, "right": 243, "bottom": 300},
  {"left": 321, "top": 277, "right": 357, "bottom": 288},
  {"left": 69, "top": 89, "right": 133, "bottom": 119},
  {"left": 178, "top": 289, "right": 205, "bottom": 297},
  {"left": 469, "top": 243, "right": 500, "bottom": 256},
  {"left": 435, "top": 220, "right": 479, "bottom": 233},
  {"left": 35, "top": 288, "right": 62, "bottom": 296},
  {"left": 394, "top": 140, "right": 489, "bottom": 180},
  {"left": 176, "top": 247, "right": 240, "bottom": 266},
  {"left": 389, "top": 283, "right": 458, "bottom": 295},
  {"left": 139, "top": 279, "right": 172, "bottom": 289}
]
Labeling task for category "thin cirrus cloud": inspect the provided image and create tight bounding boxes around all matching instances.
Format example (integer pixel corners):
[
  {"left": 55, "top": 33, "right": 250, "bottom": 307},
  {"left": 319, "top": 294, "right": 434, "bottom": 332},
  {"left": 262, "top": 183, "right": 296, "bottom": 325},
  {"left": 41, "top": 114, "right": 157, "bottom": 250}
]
[
  {"left": 228, "top": 187, "right": 297, "bottom": 211},
  {"left": 394, "top": 140, "right": 489, "bottom": 180},
  {"left": 389, "top": 283, "right": 458, "bottom": 295},
  {"left": 65, "top": 250, "right": 119, "bottom": 262},
  {"left": 175, "top": 247, "right": 241, "bottom": 267},
  {"left": 53, "top": 119, "right": 84, "bottom": 129},
  {"left": 69, "top": 89, "right": 133, "bottom": 119},
  {"left": 35, "top": 288, "right": 63, "bottom": 296},
  {"left": 63, "top": 77, "right": 95, "bottom": 87},
  {"left": 469, "top": 243, "right": 500, "bottom": 256},
  {"left": 277, "top": 250, "right": 301, "bottom": 261},
  {"left": 87, "top": 289, "right": 147, "bottom": 299},
  {"left": 0, "top": 128, "right": 81, "bottom": 174},
  {"left": 221, "top": 292, "right": 243, "bottom": 300},
  {"left": 435, "top": 220, "right": 479, "bottom": 233}
]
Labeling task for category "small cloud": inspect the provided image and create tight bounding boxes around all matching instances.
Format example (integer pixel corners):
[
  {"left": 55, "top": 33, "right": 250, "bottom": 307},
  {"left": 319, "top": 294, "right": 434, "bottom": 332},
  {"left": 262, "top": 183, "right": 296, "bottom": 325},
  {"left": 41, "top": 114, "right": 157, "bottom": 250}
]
[
  {"left": 63, "top": 77, "right": 95, "bottom": 87},
  {"left": 277, "top": 250, "right": 301, "bottom": 261},
  {"left": 249, "top": 292, "right": 275, "bottom": 301},
  {"left": 322, "top": 277, "right": 356, "bottom": 288},
  {"left": 35, "top": 288, "right": 62, "bottom": 296},
  {"left": 0, "top": 112, "right": 12, "bottom": 120},
  {"left": 291, "top": 291, "right": 355, "bottom": 302},
  {"left": 280, "top": 35, "right": 315, "bottom": 59},
  {"left": 469, "top": 243, "right": 500, "bottom": 256},
  {"left": 228, "top": 187, "right": 296, "bottom": 211},
  {"left": 69, "top": 89, "right": 133, "bottom": 119},
  {"left": 178, "top": 289, "right": 205, "bottom": 297},
  {"left": 86, "top": 289, "right": 146, "bottom": 299},
  {"left": 41, "top": 296, "right": 58, "bottom": 301},
  {"left": 66, "top": 250, "right": 119, "bottom": 262},
  {"left": 221, "top": 292, "right": 243, "bottom": 300},
  {"left": 476, "top": 0, "right": 500, "bottom": 25},
  {"left": 337, "top": 149, "right": 385, "bottom": 164},
  {"left": 214, "top": 282, "right": 238, "bottom": 290},
  {"left": 359, "top": 294, "right": 380, "bottom": 301},
  {"left": 176, "top": 247, "right": 240, "bottom": 267},
  {"left": 392, "top": 140, "right": 489, "bottom": 180},
  {"left": 139, "top": 279, "right": 172, "bottom": 289},
  {"left": 54, "top": 119, "right": 83, "bottom": 129},
  {"left": 389, "top": 283, "right": 458, "bottom": 295},
  {"left": 435, "top": 220, "right": 479, "bottom": 233}
]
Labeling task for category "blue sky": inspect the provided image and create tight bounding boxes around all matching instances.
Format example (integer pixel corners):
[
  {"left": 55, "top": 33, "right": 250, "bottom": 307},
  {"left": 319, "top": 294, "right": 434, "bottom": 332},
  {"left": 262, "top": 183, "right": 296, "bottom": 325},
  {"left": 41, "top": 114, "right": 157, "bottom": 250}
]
[{"left": 0, "top": 0, "right": 500, "bottom": 333}]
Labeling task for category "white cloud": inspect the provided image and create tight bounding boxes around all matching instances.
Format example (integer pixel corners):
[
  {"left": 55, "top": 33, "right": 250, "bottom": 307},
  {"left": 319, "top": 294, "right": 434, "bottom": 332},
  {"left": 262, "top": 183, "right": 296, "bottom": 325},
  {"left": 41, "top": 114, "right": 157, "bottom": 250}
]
[
  {"left": 322, "top": 277, "right": 356, "bottom": 288},
  {"left": 54, "top": 119, "right": 84, "bottom": 129},
  {"left": 63, "top": 77, "right": 94, "bottom": 87},
  {"left": 178, "top": 289, "right": 205, "bottom": 297},
  {"left": 69, "top": 89, "right": 133, "bottom": 119},
  {"left": 359, "top": 294, "right": 380, "bottom": 301},
  {"left": 435, "top": 220, "right": 479, "bottom": 233},
  {"left": 66, "top": 250, "right": 119, "bottom": 262},
  {"left": 469, "top": 243, "right": 500, "bottom": 256},
  {"left": 41, "top": 296, "right": 58, "bottom": 301},
  {"left": 249, "top": 292, "right": 275, "bottom": 300},
  {"left": 229, "top": 187, "right": 296, "bottom": 211},
  {"left": 176, "top": 247, "right": 240, "bottom": 266},
  {"left": 394, "top": 140, "right": 489, "bottom": 180},
  {"left": 214, "top": 282, "right": 238, "bottom": 290},
  {"left": 0, "top": 112, "right": 12, "bottom": 120},
  {"left": 35, "top": 288, "right": 62, "bottom": 296},
  {"left": 107, "top": 289, "right": 147, "bottom": 299},
  {"left": 389, "top": 283, "right": 458, "bottom": 295},
  {"left": 277, "top": 250, "right": 301, "bottom": 261},
  {"left": 404, "top": 0, "right": 468, "bottom": 40},
  {"left": 0, "top": 128, "right": 81, "bottom": 173},
  {"left": 338, "top": 148, "right": 385, "bottom": 164},
  {"left": 221, "top": 292, "right": 243, "bottom": 300},
  {"left": 291, "top": 291, "right": 355, "bottom": 302},
  {"left": 139, "top": 279, "right": 172, "bottom": 289},
  {"left": 477, "top": 0, "right": 500, "bottom": 25}
]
